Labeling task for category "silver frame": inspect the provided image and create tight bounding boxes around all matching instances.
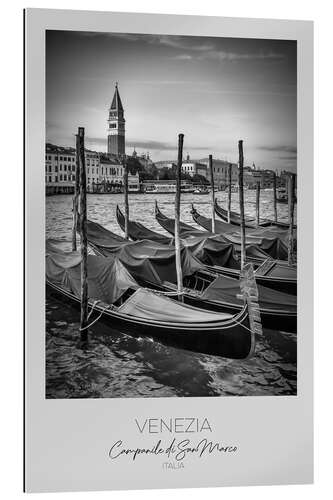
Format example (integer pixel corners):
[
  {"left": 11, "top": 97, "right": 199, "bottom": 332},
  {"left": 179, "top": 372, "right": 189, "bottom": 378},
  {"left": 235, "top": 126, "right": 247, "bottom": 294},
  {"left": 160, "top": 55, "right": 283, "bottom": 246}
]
[{"left": 24, "top": 8, "right": 313, "bottom": 492}]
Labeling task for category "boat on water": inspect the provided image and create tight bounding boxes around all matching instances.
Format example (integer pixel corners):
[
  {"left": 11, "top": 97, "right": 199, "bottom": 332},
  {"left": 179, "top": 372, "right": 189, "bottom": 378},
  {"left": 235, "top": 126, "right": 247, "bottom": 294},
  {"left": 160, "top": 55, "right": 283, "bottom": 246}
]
[
  {"left": 214, "top": 198, "right": 294, "bottom": 229},
  {"left": 116, "top": 205, "right": 296, "bottom": 295},
  {"left": 46, "top": 242, "right": 256, "bottom": 359},
  {"left": 84, "top": 218, "right": 297, "bottom": 332},
  {"left": 156, "top": 202, "right": 291, "bottom": 263},
  {"left": 193, "top": 187, "right": 210, "bottom": 195}
]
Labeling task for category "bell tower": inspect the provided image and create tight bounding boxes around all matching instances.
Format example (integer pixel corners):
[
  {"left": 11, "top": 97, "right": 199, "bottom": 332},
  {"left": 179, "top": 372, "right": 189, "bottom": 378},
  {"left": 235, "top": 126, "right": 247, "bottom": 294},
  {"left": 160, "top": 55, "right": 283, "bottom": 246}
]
[{"left": 107, "top": 83, "right": 125, "bottom": 157}]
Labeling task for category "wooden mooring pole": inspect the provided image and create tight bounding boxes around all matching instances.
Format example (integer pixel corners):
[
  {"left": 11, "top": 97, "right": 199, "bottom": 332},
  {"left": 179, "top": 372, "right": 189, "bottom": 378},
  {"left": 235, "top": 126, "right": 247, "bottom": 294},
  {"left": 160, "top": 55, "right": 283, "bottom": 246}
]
[
  {"left": 209, "top": 154, "right": 216, "bottom": 232},
  {"left": 227, "top": 163, "right": 232, "bottom": 224},
  {"left": 288, "top": 173, "right": 296, "bottom": 265},
  {"left": 175, "top": 134, "right": 184, "bottom": 300},
  {"left": 238, "top": 140, "right": 246, "bottom": 269},
  {"left": 256, "top": 180, "right": 260, "bottom": 227},
  {"left": 273, "top": 172, "right": 278, "bottom": 224},
  {"left": 123, "top": 158, "right": 129, "bottom": 240},
  {"left": 77, "top": 127, "right": 88, "bottom": 342},
  {"left": 71, "top": 133, "right": 80, "bottom": 251}
]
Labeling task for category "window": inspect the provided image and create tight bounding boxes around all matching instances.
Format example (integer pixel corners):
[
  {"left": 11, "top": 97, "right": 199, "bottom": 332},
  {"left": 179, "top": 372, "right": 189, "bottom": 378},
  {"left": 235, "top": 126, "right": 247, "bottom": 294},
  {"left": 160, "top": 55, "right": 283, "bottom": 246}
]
[
  {"left": 72, "top": 174, "right": 75, "bottom": 181},
  {"left": 60, "top": 165, "right": 62, "bottom": 171},
  {"left": 60, "top": 156, "right": 63, "bottom": 161},
  {"left": 87, "top": 160, "right": 90, "bottom": 166},
  {"left": 48, "top": 176, "right": 52, "bottom": 183},
  {"left": 60, "top": 174, "right": 63, "bottom": 181},
  {"left": 55, "top": 176, "right": 58, "bottom": 182},
  {"left": 48, "top": 166, "right": 52, "bottom": 172},
  {"left": 55, "top": 166, "right": 58, "bottom": 172},
  {"left": 109, "top": 123, "right": 116, "bottom": 128},
  {"left": 64, "top": 165, "right": 67, "bottom": 171},
  {"left": 87, "top": 168, "right": 90, "bottom": 174},
  {"left": 92, "top": 168, "right": 94, "bottom": 174},
  {"left": 64, "top": 174, "right": 67, "bottom": 181},
  {"left": 101, "top": 167, "right": 104, "bottom": 175},
  {"left": 96, "top": 168, "right": 99, "bottom": 174}
]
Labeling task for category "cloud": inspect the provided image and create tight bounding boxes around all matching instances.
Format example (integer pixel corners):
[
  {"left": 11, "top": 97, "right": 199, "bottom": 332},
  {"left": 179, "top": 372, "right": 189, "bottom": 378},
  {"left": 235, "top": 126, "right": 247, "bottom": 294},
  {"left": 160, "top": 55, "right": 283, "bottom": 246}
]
[
  {"left": 85, "top": 137, "right": 106, "bottom": 146},
  {"left": 156, "top": 35, "right": 214, "bottom": 52},
  {"left": 173, "top": 54, "right": 193, "bottom": 60},
  {"left": 278, "top": 155, "right": 297, "bottom": 161},
  {"left": 74, "top": 32, "right": 286, "bottom": 65},
  {"left": 85, "top": 137, "right": 210, "bottom": 152},
  {"left": 258, "top": 145, "right": 297, "bottom": 155},
  {"left": 172, "top": 50, "right": 285, "bottom": 62},
  {"left": 127, "top": 139, "right": 210, "bottom": 151}
]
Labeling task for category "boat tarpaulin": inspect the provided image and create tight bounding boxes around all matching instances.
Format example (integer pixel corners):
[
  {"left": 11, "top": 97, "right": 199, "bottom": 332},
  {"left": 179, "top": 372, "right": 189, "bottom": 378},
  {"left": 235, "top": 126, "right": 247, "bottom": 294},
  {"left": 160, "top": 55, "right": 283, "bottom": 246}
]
[
  {"left": 117, "top": 207, "right": 240, "bottom": 268},
  {"left": 46, "top": 244, "right": 139, "bottom": 304},
  {"left": 87, "top": 220, "right": 203, "bottom": 285},
  {"left": 202, "top": 275, "right": 297, "bottom": 312},
  {"left": 118, "top": 288, "right": 233, "bottom": 323},
  {"left": 191, "top": 210, "right": 289, "bottom": 260},
  {"left": 182, "top": 235, "right": 239, "bottom": 268}
]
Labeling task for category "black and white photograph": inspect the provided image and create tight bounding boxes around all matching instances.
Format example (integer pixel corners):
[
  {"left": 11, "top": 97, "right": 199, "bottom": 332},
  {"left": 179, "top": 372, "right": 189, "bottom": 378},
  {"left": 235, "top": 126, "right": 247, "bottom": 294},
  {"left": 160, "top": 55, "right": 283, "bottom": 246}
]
[{"left": 45, "top": 30, "right": 297, "bottom": 399}]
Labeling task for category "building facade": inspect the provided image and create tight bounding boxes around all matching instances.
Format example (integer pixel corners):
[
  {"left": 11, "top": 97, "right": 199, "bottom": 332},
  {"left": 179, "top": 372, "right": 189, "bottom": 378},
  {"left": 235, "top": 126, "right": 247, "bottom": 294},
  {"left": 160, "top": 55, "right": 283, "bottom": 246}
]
[
  {"left": 45, "top": 144, "right": 139, "bottom": 194},
  {"left": 181, "top": 156, "right": 208, "bottom": 178},
  {"left": 45, "top": 144, "right": 79, "bottom": 195},
  {"left": 199, "top": 158, "right": 238, "bottom": 189},
  {"left": 107, "top": 83, "right": 125, "bottom": 157}
]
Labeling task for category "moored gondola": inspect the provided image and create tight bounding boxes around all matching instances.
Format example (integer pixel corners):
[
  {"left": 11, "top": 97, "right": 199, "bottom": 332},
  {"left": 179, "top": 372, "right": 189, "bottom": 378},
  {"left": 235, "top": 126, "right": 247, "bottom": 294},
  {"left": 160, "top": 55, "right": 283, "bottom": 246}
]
[
  {"left": 214, "top": 198, "right": 294, "bottom": 229},
  {"left": 46, "top": 244, "right": 256, "bottom": 359},
  {"left": 85, "top": 219, "right": 297, "bottom": 332},
  {"left": 117, "top": 205, "right": 297, "bottom": 295}
]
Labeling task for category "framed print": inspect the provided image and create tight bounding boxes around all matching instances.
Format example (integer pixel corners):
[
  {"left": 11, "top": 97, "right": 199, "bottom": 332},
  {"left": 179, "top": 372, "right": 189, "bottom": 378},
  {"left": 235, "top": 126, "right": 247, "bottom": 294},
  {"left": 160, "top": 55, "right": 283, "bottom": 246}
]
[{"left": 24, "top": 8, "right": 313, "bottom": 493}]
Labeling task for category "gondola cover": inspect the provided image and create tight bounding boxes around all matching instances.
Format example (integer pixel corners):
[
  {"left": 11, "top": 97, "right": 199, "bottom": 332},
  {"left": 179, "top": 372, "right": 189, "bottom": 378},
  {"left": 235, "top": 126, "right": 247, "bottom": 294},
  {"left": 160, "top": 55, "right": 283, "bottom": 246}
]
[{"left": 46, "top": 244, "right": 139, "bottom": 304}]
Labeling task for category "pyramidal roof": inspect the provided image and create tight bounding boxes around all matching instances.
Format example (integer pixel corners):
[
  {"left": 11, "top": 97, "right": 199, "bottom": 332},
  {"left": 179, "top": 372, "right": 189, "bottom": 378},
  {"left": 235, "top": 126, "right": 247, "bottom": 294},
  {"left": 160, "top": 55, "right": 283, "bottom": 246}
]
[{"left": 110, "top": 83, "right": 124, "bottom": 112}]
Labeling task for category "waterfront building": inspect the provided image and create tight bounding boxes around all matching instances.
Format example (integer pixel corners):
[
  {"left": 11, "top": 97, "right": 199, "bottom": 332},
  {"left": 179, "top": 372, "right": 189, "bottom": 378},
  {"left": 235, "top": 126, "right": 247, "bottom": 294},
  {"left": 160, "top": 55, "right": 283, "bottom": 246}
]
[
  {"left": 199, "top": 158, "right": 238, "bottom": 189},
  {"left": 243, "top": 168, "right": 276, "bottom": 189},
  {"left": 99, "top": 154, "right": 124, "bottom": 192},
  {"left": 45, "top": 144, "right": 140, "bottom": 194},
  {"left": 45, "top": 144, "right": 78, "bottom": 195},
  {"left": 107, "top": 83, "right": 125, "bottom": 157},
  {"left": 181, "top": 156, "right": 208, "bottom": 178}
]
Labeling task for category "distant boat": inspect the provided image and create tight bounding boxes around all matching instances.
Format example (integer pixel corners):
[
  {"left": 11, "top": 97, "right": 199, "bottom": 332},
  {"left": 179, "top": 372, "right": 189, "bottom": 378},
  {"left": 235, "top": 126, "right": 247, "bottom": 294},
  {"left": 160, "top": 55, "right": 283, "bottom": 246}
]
[{"left": 193, "top": 187, "right": 210, "bottom": 195}]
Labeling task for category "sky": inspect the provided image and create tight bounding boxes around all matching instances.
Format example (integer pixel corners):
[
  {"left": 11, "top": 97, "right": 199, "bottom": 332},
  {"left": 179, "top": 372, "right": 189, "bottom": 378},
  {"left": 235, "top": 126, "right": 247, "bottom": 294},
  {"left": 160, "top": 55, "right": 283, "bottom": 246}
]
[{"left": 46, "top": 31, "right": 297, "bottom": 172}]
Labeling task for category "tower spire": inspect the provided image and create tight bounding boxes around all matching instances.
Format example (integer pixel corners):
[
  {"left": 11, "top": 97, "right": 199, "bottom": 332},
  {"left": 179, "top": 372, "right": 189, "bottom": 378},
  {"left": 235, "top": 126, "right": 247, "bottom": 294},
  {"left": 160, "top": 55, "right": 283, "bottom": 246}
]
[{"left": 107, "top": 83, "right": 125, "bottom": 157}]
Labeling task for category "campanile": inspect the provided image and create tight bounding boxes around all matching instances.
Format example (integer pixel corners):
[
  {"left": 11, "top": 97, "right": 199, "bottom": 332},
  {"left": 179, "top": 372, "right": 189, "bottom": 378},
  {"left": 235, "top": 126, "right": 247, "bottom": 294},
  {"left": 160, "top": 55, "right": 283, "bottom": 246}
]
[{"left": 107, "top": 83, "right": 125, "bottom": 157}]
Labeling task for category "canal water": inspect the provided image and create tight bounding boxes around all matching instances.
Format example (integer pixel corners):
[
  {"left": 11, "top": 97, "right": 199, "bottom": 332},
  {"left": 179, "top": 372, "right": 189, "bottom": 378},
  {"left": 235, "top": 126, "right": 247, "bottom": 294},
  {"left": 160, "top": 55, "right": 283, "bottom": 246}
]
[{"left": 46, "top": 191, "right": 297, "bottom": 398}]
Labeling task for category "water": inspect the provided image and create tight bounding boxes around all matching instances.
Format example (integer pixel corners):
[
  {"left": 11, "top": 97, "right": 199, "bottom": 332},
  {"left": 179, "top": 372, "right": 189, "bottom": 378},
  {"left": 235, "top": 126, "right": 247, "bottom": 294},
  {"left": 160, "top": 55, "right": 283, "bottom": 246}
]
[{"left": 46, "top": 191, "right": 296, "bottom": 398}]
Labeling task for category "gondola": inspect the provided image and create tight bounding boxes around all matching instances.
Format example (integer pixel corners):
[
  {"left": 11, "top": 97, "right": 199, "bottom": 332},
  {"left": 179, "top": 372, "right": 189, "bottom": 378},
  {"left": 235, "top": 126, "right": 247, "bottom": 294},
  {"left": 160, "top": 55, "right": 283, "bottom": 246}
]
[
  {"left": 46, "top": 244, "right": 256, "bottom": 360},
  {"left": 85, "top": 219, "right": 297, "bottom": 332},
  {"left": 214, "top": 198, "right": 294, "bottom": 229},
  {"left": 156, "top": 202, "right": 290, "bottom": 262},
  {"left": 117, "top": 205, "right": 297, "bottom": 295}
]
